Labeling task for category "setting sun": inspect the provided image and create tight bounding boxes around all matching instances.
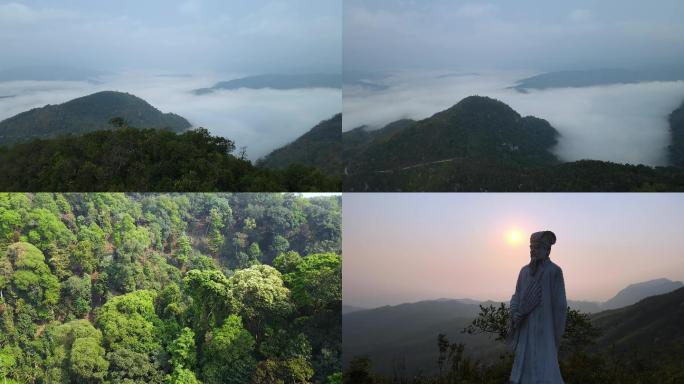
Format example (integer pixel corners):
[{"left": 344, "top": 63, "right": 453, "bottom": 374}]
[{"left": 506, "top": 229, "right": 524, "bottom": 245}]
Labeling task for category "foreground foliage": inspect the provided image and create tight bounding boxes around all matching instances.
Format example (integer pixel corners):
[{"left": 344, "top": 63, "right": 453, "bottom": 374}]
[{"left": 0, "top": 127, "right": 340, "bottom": 191}]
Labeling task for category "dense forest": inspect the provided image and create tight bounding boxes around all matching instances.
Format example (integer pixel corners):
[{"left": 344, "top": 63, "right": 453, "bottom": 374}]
[
  {"left": 0, "top": 193, "right": 342, "bottom": 383},
  {"left": 343, "top": 96, "right": 684, "bottom": 191},
  {"left": 344, "top": 296, "right": 684, "bottom": 384},
  {"left": 0, "top": 127, "right": 340, "bottom": 191}
]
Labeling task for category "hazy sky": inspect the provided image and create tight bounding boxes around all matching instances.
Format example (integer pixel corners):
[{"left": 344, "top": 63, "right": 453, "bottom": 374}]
[
  {"left": 344, "top": 0, "right": 684, "bottom": 72},
  {"left": 343, "top": 193, "right": 684, "bottom": 308},
  {"left": 0, "top": 1, "right": 341, "bottom": 160},
  {"left": 0, "top": 0, "right": 341, "bottom": 74}
]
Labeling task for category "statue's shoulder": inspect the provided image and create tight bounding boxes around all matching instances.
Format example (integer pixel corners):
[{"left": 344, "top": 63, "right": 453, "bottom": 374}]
[{"left": 547, "top": 260, "right": 563, "bottom": 274}]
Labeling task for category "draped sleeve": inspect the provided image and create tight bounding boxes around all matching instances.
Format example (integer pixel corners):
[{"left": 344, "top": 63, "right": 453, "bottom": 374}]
[
  {"left": 551, "top": 266, "right": 567, "bottom": 351},
  {"left": 507, "top": 267, "right": 524, "bottom": 351}
]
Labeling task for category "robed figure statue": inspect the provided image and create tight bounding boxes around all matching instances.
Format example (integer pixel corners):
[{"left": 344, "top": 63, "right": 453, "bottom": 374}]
[{"left": 507, "top": 231, "right": 567, "bottom": 384}]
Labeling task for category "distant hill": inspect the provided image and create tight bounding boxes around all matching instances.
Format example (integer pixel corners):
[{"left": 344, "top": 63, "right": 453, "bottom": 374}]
[
  {"left": 343, "top": 96, "right": 684, "bottom": 191},
  {"left": 343, "top": 279, "right": 684, "bottom": 376},
  {"left": 0, "top": 91, "right": 191, "bottom": 146},
  {"left": 193, "top": 73, "right": 342, "bottom": 94},
  {"left": 592, "top": 287, "right": 684, "bottom": 354},
  {"left": 343, "top": 299, "right": 504, "bottom": 376},
  {"left": 259, "top": 114, "right": 341, "bottom": 177},
  {"left": 342, "top": 305, "right": 368, "bottom": 315},
  {"left": 669, "top": 99, "right": 684, "bottom": 167},
  {"left": 0, "top": 65, "right": 103, "bottom": 82},
  {"left": 601, "top": 278, "right": 683, "bottom": 310},
  {"left": 513, "top": 68, "right": 684, "bottom": 92},
  {"left": 568, "top": 300, "right": 602, "bottom": 313}
]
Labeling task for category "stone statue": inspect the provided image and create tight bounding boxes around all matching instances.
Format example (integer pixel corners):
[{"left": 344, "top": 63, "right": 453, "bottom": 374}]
[{"left": 507, "top": 231, "right": 567, "bottom": 384}]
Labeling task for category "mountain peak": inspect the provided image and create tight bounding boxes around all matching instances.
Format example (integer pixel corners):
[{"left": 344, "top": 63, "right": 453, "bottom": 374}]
[
  {"left": 0, "top": 91, "right": 190, "bottom": 146},
  {"left": 602, "top": 278, "right": 683, "bottom": 310}
]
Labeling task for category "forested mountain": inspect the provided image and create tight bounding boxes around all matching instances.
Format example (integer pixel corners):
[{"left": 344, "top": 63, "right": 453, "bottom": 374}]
[
  {"left": 193, "top": 74, "right": 342, "bottom": 95},
  {"left": 344, "top": 96, "right": 684, "bottom": 191},
  {"left": 669, "top": 98, "right": 684, "bottom": 167},
  {"left": 601, "top": 278, "right": 683, "bottom": 310},
  {"left": 592, "top": 287, "right": 684, "bottom": 353},
  {"left": 0, "top": 127, "right": 340, "bottom": 191},
  {"left": 0, "top": 193, "right": 341, "bottom": 384},
  {"left": 0, "top": 91, "right": 190, "bottom": 146},
  {"left": 512, "top": 68, "right": 684, "bottom": 92},
  {"left": 260, "top": 114, "right": 341, "bottom": 177},
  {"left": 344, "top": 96, "right": 559, "bottom": 175}
]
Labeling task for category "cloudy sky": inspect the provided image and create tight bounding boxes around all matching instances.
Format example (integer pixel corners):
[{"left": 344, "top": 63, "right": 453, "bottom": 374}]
[
  {"left": 343, "top": 1, "right": 684, "bottom": 166},
  {"left": 1, "top": 0, "right": 341, "bottom": 73},
  {"left": 0, "top": 0, "right": 341, "bottom": 160},
  {"left": 343, "top": 193, "right": 684, "bottom": 308},
  {"left": 345, "top": 0, "right": 684, "bottom": 72}
]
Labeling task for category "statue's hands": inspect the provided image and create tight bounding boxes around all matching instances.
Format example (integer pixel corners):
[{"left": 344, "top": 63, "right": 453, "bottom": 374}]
[{"left": 519, "top": 278, "right": 541, "bottom": 316}]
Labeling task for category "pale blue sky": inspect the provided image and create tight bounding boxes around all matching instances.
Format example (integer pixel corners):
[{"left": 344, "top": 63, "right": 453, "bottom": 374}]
[
  {"left": 343, "top": 193, "right": 684, "bottom": 308},
  {"left": 344, "top": 0, "right": 684, "bottom": 72},
  {"left": 0, "top": 0, "right": 341, "bottom": 73}
]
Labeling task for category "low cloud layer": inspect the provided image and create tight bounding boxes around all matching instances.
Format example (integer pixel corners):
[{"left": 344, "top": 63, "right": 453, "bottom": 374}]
[
  {"left": 0, "top": 73, "right": 341, "bottom": 160},
  {"left": 343, "top": 72, "right": 684, "bottom": 166}
]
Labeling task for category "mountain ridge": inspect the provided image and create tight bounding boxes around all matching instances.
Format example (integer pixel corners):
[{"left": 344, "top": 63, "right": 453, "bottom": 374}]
[
  {"left": 0, "top": 91, "right": 191, "bottom": 146},
  {"left": 194, "top": 73, "right": 342, "bottom": 94},
  {"left": 259, "top": 114, "right": 341, "bottom": 177}
]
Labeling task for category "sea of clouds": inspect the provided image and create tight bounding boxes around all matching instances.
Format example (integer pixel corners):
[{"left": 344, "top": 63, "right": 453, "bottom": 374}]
[
  {"left": 343, "top": 71, "right": 684, "bottom": 166},
  {"left": 0, "top": 71, "right": 341, "bottom": 160}
]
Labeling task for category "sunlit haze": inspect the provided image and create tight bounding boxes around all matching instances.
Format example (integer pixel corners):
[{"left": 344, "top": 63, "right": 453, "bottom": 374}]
[{"left": 343, "top": 193, "right": 684, "bottom": 308}]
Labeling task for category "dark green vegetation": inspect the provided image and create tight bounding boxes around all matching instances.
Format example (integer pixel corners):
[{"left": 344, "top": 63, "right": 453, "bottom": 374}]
[
  {"left": 260, "top": 114, "right": 342, "bottom": 178},
  {"left": 0, "top": 193, "right": 342, "bottom": 383},
  {"left": 512, "top": 68, "right": 684, "bottom": 92},
  {"left": 0, "top": 127, "right": 340, "bottom": 191},
  {"left": 193, "top": 74, "right": 342, "bottom": 95},
  {"left": 669, "top": 99, "right": 684, "bottom": 167},
  {"left": 0, "top": 91, "right": 190, "bottom": 146},
  {"left": 344, "top": 96, "right": 684, "bottom": 191},
  {"left": 344, "top": 288, "right": 684, "bottom": 383}
]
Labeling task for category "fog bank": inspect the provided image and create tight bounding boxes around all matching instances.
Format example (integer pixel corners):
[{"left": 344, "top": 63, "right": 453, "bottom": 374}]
[{"left": 343, "top": 72, "right": 684, "bottom": 166}]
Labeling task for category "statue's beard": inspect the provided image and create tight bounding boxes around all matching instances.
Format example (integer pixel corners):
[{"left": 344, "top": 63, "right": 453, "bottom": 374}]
[{"left": 529, "top": 255, "right": 548, "bottom": 276}]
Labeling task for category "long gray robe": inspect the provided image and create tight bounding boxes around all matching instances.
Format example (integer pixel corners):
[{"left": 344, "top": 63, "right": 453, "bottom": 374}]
[{"left": 508, "top": 259, "right": 567, "bottom": 384}]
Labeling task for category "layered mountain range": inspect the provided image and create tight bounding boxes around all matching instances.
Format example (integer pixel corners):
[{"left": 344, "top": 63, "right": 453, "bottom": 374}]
[{"left": 343, "top": 278, "right": 684, "bottom": 376}]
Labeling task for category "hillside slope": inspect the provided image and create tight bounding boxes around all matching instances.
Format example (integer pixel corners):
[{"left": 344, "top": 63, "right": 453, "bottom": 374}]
[
  {"left": 0, "top": 91, "right": 190, "bottom": 146},
  {"left": 260, "top": 114, "right": 341, "bottom": 177}
]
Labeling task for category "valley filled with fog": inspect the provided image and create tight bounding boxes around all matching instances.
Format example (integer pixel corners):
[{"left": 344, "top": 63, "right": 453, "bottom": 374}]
[
  {"left": 344, "top": 72, "right": 684, "bottom": 166},
  {"left": 0, "top": 72, "right": 340, "bottom": 160}
]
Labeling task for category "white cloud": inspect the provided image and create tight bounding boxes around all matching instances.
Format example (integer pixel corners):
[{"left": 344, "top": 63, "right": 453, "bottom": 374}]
[
  {"left": 343, "top": 71, "right": 684, "bottom": 166},
  {"left": 177, "top": 0, "right": 202, "bottom": 16},
  {"left": 0, "top": 2, "right": 74, "bottom": 24},
  {"left": 455, "top": 3, "right": 497, "bottom": 18},
  {"left": 568, "top": 9, "right": 594, "bottom": 23},
  {"left": 0, "top": 73, "right": 341, "bottom": 160}
]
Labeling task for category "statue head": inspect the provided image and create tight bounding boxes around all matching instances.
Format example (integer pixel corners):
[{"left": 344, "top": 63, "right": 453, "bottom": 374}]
[{"left": 529, "top": 231, "right": 556, "bottom": 261}]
